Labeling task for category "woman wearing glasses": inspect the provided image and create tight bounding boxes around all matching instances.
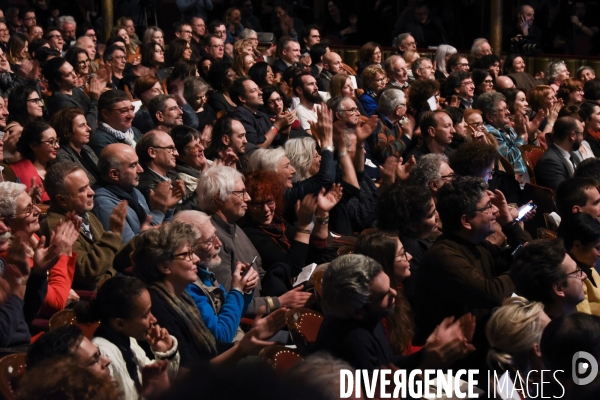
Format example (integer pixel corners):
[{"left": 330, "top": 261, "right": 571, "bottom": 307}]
[
  {"left": 241, "top": 170, "right": 340, "bottom": 275},
  {"left": 7, "top": 85, "right": 45, "bottom": 128},
  {"left": 50, "top": 107, "right": 100, "bottom": 184},
  {"left": 354, "top": 231, "right": 419, "bottom": 356},
  {"left": 132, "top": 221, "right": 287, "bottom": 367},
  {"left": 65, "top": 47, "right": 92, "bottom": 90},
  {"left": 9, "top": 121, "right": 58, "bottom": 203},
  {"left": 558, "top": 212, "right": 600, "bottom": 316}
]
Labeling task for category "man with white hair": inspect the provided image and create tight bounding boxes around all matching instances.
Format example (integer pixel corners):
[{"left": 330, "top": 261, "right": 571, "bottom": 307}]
[
  {"left": 57, "top": 15, "right": 76, "bottom": 51},
  {"left": 470, "top": 38, "right": 492, "bottom": 59},
  {"left": 196, "top": 166, "right": 313, "bottom": 316},
  {"left": 371, "top": 88, "right": 412, "bottom": 163},
  {"left": 383, "top": 55, "right": 409, "bottom": 91},
  {"left": 75, "top": 36, "right": 98, "bottom": 72},
  {"left": 174, "top": 210, "right": 258, "bottom": 342}
]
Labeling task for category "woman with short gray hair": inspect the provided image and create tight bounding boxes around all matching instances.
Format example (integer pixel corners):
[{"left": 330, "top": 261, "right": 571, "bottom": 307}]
[
  {"left": 196, "top": 166, "right": 244, "bottom": 212},
  {"left": 284, "top": 137, "right": 320, "bottom": 182},
  {"left": 547, "top": 60, "right": 570, "bottom": 92}
]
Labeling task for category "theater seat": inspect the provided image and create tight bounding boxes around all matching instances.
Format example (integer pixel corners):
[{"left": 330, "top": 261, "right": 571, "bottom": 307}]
[
  {"left": 0, "top": 353, "right": 27, "bottom": 400},
  {"left": 259, "top": 345, "right": 303, "bottom": 372},
  {"left": 285, "top": 308, "right": 324, "bottom": 355}
]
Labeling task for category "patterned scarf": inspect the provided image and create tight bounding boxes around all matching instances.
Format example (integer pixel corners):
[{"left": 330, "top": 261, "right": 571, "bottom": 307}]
[
  {"left": 257, "top": 216, "right": 292, "bottom": 253},
  {"left": 148, "top": 282, "right": 218, "bottom": 357},
  {"left": 97, "top": 122, "right": 136, "bottom": 147}
]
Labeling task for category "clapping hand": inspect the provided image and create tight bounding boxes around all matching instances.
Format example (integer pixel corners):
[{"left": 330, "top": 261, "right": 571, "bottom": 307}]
[{"left": 317, "top": 184, "right": 343, "bottom": 212}]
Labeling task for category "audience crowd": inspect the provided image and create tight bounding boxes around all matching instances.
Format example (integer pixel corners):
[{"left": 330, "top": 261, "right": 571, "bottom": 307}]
[{"left": 0, "top": 1, "right": 600, "bottom": 399}]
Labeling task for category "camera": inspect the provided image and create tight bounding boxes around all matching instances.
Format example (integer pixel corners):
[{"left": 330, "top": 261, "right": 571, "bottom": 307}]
[{"left": 510, "top": 35, "right": 540, "bottom": 54}]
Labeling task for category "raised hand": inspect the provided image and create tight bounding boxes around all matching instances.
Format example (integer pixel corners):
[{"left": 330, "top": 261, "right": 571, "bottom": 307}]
[
  {"left": 487, "top": 189, "right": 512, "bottom": 225},
  {"left": 200, "top": 124, "right": 213, "bottom": 148},
  {"left": 28, "top": 177, "right": 43, "bottom": 204},
  {"left": 109, "top": 200, "right": 128, "bottom": 234},
  {"left": 148, "top": 181, "right": 174, "bottom": 213},
  {"left": 31, "top": 218, "right": 79, "bottom": 275},
  {"left": 231, "top": 261, "right": 259, "bottom": 293},
  {"left": 295, "top": 193, "right": 318, "bottom": 227},
  {"left": 397, "top": 155, "right": 416, "bottom": 182},
  {"left": 379, "top": 157, "right": 398, "bottom": 185},
  {"left": 308, "top": 105, "right": 334, "bottom": 147},
  {"left": 86, "top": 75, "right": 103, "bottom": 100},
  {"left": 423, "top": 314, "right": 476, "bottom": 367},
  {"left": 354, "top": 115, "right": 378, "bottom": 144},
  {"left": 317, "top": 184, "right": 343, "bottom": 212},
  {"left": 237, "top": 308, "right": 288, "bottom": 356},
  {"left": 215, "top": 147, "right": 239, "bottom": 168},
  {"left": 140, "top": 215, "right": 158, "bottom": 233},
  {"left": 141, "top": 360, "right": 170, "bottom": 399},
  {"left": 146, "top": 324, "right": 174, "bottom": 353}
]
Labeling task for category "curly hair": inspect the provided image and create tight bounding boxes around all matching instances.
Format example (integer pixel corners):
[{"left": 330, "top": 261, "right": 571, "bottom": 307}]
[
  {"left": 510, "top": 238, "right": 567, "bottom": 306},
  {"left": 436, "top": 175, "right": 488, "bottom": 233},
  {"left": 132, "top": 221, "right": 200, "bottom": 285},
  {"left": 556, "top": 78, "right": 584, "bottom": 104},
  {"left": 376, "top": 184, "right": 434, "bottom": 236},
  {"left": 450, "top": 141, "right": 498, "bottom": 178},
  {"left": 407, "top": 79, "right": 440, "bottom": 109},
  {"left": 49, "top": 107, "right": 85, "bottom": 144},
  {"left": 16, "top": 357, "right": 120, "bottom": 400},
  {"left": 244, "top": 170, "right": 285, "bottom": 217},
  {"left": 361, "top": 65, "right": 386, "bottom": 91}
]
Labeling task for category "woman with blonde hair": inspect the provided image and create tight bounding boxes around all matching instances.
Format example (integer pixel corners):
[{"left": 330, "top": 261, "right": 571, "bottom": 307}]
[
  {"left": 233, "top": 52, "right": 255, "bottom": 77},
  {"left": 486, "top": 296, "right": 550, "bottom": 396},
  {"left": 358, "top": 65, "right": 387, "bottom": 116},
  {"left": 143, "top": 26, "right": 164, "bottom": 47}
]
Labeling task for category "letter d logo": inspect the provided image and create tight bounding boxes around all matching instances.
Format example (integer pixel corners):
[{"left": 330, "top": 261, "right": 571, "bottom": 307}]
[{"left": 572, "top": 351, "right": 598, "bottom": 385}]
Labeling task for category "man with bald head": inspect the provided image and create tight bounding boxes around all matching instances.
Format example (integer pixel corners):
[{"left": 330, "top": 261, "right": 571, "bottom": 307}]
[
  {"left": 505, "top": 4, "right": 542, "bottom": 52},
  {"left": 317, "top": 51, "right": 343, "bottom": 92},
  {"left": 495, "top": 76, "right": 516, "bottom": 93},
  {"left": 135, "top": 130, "right": 189, "bottom": 212},
  {"left": 92, "top": 143, "right": 174, "bottom": 242},
  {"left": 384, "top": 55, "right": 409, "bottom": 90}
]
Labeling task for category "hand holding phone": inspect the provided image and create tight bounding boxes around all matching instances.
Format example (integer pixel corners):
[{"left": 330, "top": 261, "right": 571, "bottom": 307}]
[
  {"left": 515, "top": 203, "right": 536, "bottom": 222},
  {"left": 241, "top": 256, "right": 258, "bottom": 278}
]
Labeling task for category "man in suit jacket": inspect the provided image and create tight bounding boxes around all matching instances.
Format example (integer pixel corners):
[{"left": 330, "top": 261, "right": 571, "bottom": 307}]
[
  {"left": 271, "top": 38, "right": 301, "bottom": 79},
  {"left": 535, "top": 117, "right": 584, "bottom": 191}
]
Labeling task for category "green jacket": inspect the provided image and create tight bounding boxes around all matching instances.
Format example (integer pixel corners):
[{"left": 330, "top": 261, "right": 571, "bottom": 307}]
[{"left": 40, "top": 206, "right": 123, "bottom": 290}]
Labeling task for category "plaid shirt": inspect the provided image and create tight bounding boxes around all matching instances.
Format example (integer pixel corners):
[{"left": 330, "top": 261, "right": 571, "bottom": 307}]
[
  {"left": 369, "top": 115, "right": 412, "bottom": 164},
  {"left": 485, "top": 123, "right": 527, "bottom": 175}
]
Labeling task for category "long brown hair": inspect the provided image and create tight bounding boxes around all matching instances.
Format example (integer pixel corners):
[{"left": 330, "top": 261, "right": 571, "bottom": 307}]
[{"left": 354, "top": 231, "right": 415, "bottom": 355}]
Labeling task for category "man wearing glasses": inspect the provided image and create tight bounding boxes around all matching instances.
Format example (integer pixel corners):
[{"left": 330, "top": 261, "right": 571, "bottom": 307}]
[
  {"left": 135, "top": 130, "right": 189, "bottom": 213},
  {"left": 511, "top": 239, "right": 586, "bottom": 319},
  {"left": 89, "top": 90, "right": 142, "bottom": 156},
  {"left": 103, "top": 44, "right": 128, "bottom": 92},
  {"left": 43, "top": 57, "right": 103, "bottom": 132},
  {"left": 445, "top": 71, "right": 475, "bottom": 110},
  {"left": 414, "top": 176, "right": 531, "bottom": 353}
]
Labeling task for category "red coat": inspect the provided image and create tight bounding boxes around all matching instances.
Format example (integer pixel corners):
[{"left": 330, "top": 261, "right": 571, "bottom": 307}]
[{"left": 8, "top": 159, "right": 50, "bottom": 203}]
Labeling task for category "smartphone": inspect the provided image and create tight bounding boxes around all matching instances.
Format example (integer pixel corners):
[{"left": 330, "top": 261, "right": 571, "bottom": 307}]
[
  {"left": 241, "top": 256, "right": 258, "bottom": 278},
  {"left": 511, "top": 243, "right": 523, "bottom": 256},
  {"left": 515, "top": 203, "right": 536, "bottom": 222}
]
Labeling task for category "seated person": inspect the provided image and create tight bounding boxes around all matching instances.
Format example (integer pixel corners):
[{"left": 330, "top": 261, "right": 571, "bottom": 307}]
[
  {"left": 241, "top": 170, "right": 338, "bottom": 274},
  {"left": 205, "top": 116, "right": 253, "bottom": 172},
  {"left": 407, "top": 110, "right": 455, "bottom": 161},
  {"left": 88, "top": 90, "right": 143, "bottom": 156},
  {"left": 92, "top": 143, "right": 173, "bottom": 243},
  {"left": 406, "top": 154, "right": 454, "bottom": 201},
  {"left": 174, "top": 210, "right": 255, "bottom": 343},
  {"left": 555, "top": 177, "right": 600, "bottom": 224},
  {"left": 75, "top": 276, "right": 179, "bottom": 399},
  {"left": 42, "top": 162, "right": 127, "bottom": 290},
  {"left": 42, "top": 57, "right": 102, "bottom": 132},
  {"left": 557, "top": 212, "right": 600, "bottom": 316},
  {"left": 26, "top": 325, "right": 111, "bottom": 376},
  {"left": 511, "top": 238, "right": 588, "bottom": 319},
  {"left": 171, "top": 125, "right": 210, "bottom": 202},
  {"left": 132, "top": 221, "right": 287, "bottom": 367}
]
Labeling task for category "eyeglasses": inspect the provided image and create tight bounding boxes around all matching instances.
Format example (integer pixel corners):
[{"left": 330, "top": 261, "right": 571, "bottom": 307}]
[
  {"left": 112, "top": 55, "right": 126, "bottom": 61},
  {"left": 24, "top": 17, "right": 36, "bottom": 21},
  {"left": 565, "top": 267, "right": 585, "bottom": 279},
  {"left": 457, "top": 62, "right": 469, "bottom": 67},
  {"left": 77, "top": 59, "right": 91, "bottom": 66},
  {"left": 231, "top": 189, "right": 248, "bottom": 199},
  {"left": 340, "top": 107, "right": 359, "bottom": 114},
  {"left": 268, "top": 97, "right": 283, "bottom": 106},
  {"left": 483, "top": 79, "right": 494, "bottom": 85},
  {"left": 485, "top": 169, "right": 495, "bottom": 177},
  {"left": 440, "top": 172, "right": 456, "bottom": 180},
  {"left": 375, "top": 77, "right": 387, "bottom": 83},
  {"left": 151, "top": 146, "right": 177, "bottom": 154},
  {"left": 173, "top": 248, "right": 196, "bottom": 261},
  {"left": 248, "top": 199, "right": 275, "bottom": 210},
  {"left": 27, "top": 98, "right": 43, "bottom": 105},
  {"left": 13, "top": 203, "right": 35, "bottom": 218},
  {"left": 198, "top": 234, "right": 219, "bottom": 249},
  {"left": 461, "top": 80, "right": 475, "bottom": 86},
  {"left": 111, "top": 106, "right": 135, "bottom": 115},
  {"left": 47, "top": 34, "right": 62, "bottom": 39},
  {"left": 395, "top": 249, "right": 409, "bottom": 262},
  {"left": 40, "top": 138, "right": 59, "bottom": 147},
  {"left": 473, "top": 202, "right": 494, "bottom": 214},
  {"left": 468, "top": 122, "right": 485, "bottom": 128}
]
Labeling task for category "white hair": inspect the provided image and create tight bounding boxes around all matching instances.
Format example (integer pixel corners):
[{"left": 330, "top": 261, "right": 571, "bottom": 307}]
[
  {"left": 285, "top": 137, "right": 317, "bottom": 182},
  {"left": 196, "top": 166, "right": 244, "bottom": 211},
  {"left": 434, "top": 44, "right": 457, "bottom": 74},
  {"left": 239, "top": 29, "right": 257, "bottom": 39},
  {"left": 57, "top": 15, "right": 76, "bottom": 31},
  {"left": 172, "top": 210, "right": 212, "bottom": 239},
  {"left": 471, "top": 38, "right": 489, "bottom": 57},
  {"left": 547, "top": 60, "right": 566, "bottom": 82},
  {"left": 0, "top": 182, "right": 26, "bottom": 217},
  {"left": 246, "top": 148, "right": 286, "bottom": 173},
  {"left": 378, "top": 88, "right": 405, "bottom": 116}
]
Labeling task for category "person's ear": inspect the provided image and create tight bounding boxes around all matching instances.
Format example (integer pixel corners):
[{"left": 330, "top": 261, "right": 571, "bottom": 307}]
[
  {"left": 460, "top": 214, "right": 472, "bottom": 231},
  {"left": 570, "top": 131, "right": 576, "bottom": 142},
  {"left": 108, "top": 168, "right": 120, "bottom": 181},
  {"left": 156, "top": 111, "right": 165, "bottom": 123},
  {"left": 572, "top": 205, "right": 583, "bottom": 214},
  {"left": 572, "top": 239, "right": 584, "bottom": 252},
  {"left": 531, "top": 342, "right": 542, "bottom": 358},
  {"left": 222, "top": 134, "right": 231, "bottom": 146},
  {"left": 427, "top": 125, "right": 436, "bottom": 138},
  {"left": 157, "top": 262, "right": 170, "bottom": 275},
  {"left": 55, "top": 193, "right": 69, "bottom": 209},
  {"left": 112, "top": 317, "right": 126, "bottom": 333},
  {"left": 212, "top": 193, "right": 224, "bottom": 206},
  {"left": 552, "top": 280, "right": 566, "bottom": 299}
]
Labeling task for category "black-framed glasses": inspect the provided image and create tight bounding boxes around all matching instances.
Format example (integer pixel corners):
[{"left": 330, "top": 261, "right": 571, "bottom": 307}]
[
  {"left": 473, "top": 202, "right": 494, "bottom": 214},
  {"left": 173, "top": 248, "right": 196, "bottom": 261},
  {"left": 395, "top": 248, "right": 409, "bottom": 262},
  {"left": 40, "top": 138, "right": 59, "bottom": 147},
  {"left": 231, "top": 189, "right": 248, "bottom": 199},
  {"left": 248, "top": 199, "right": 275, "bottom": 210},
  {"left": 340, "top": 107, "right": 359, "bottom": 114},
  {"left": 77, "top": 59, "right": 91, "bottom": 66},
  {"left": 440, "top": 173, "right": 456, "bottom": 180},
  {"left": 485, "top": 169, "right": 495, "bottom": 178},
  {"left": 565, "top": 267, "right": 585, "bottom": 279},
  {"left": 151, "top": 146, "right": 177, "bottom": 154},
  {"left": 27, "top": 98, "right": 44, "bottom": 105},
  {"left": 47, "top": 34, "right": 62, "bottom": 39},
  {"left": 461, "top": 80, "right": 475, "bottom": 86}
]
